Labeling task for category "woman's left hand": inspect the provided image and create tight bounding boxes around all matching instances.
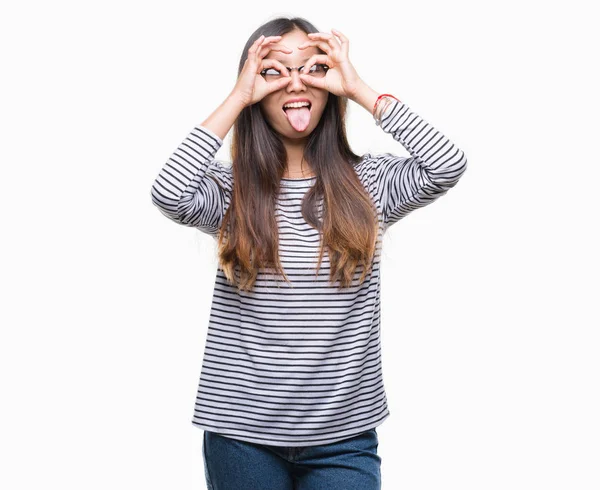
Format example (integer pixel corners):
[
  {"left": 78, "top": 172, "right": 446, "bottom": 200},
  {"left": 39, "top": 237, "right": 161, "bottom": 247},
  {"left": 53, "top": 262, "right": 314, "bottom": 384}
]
[{"left": 297, "top": 28, "right": 364, "bottom": 100}]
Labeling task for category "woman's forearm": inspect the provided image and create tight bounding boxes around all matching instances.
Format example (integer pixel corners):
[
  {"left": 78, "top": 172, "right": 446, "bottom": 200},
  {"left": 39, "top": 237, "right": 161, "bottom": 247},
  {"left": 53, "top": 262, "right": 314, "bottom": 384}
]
[
  {"left": 349, "top": 81, "right": 382, "bottom": 115},
  {"left": 199, "top": 93, "right": 247, "bottom": 141}
]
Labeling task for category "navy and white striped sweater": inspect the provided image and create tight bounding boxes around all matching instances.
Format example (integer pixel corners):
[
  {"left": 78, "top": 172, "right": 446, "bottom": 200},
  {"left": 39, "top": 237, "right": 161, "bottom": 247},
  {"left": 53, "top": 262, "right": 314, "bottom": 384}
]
[{"left": 150, "top": 99, "right": 467, "bottom": 447}]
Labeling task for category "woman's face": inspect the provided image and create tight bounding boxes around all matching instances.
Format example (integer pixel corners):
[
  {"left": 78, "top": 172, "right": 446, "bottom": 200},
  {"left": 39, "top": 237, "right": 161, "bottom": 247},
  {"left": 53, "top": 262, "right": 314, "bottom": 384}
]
[{"left": 259, "top": 30, "right": 329, "bottom": 140}]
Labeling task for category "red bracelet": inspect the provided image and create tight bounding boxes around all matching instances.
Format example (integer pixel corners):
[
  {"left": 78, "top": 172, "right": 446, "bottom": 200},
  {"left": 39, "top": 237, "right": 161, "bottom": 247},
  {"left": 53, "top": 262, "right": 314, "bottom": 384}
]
[{"left": 372, "top": 93, "right": 400, "bottom": 116}]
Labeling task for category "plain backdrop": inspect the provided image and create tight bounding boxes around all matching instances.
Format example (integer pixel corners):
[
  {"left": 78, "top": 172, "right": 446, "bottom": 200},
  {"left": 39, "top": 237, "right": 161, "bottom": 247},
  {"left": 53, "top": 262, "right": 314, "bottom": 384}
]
[{"left": 2, "top": 1, "right": 599, "bottom": 489}]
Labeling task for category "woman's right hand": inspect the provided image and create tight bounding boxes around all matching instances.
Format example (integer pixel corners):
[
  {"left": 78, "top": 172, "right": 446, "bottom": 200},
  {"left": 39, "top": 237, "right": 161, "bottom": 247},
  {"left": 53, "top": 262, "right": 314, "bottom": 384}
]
[{"left": 230, "top": 35, "right": 294, "bottom": 108}]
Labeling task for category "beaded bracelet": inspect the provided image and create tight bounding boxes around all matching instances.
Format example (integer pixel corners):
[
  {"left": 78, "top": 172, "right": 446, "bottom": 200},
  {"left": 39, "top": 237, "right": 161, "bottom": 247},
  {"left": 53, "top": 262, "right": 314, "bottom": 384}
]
[{"left": 373, "top": 93, "right": 401, "bottom": 126}]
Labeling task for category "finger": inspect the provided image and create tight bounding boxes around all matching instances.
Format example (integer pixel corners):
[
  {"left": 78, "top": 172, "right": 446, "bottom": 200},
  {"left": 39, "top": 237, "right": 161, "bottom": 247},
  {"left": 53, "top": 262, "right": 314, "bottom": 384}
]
[
  {"left": 260, "top": 35, "right": 282, "bottom": 43},
  {"left": 271, "top": 77, "right": 292, "bottom": 91},
  {"left": 331, "top": 28, "right": 349, "bottom": 56},
  {"left": 251, "top": 35, "right": 281, "bottom": 57},
  {"left": 298, "top": 39, "right": 332, "bottom": 56},
  {"left": 249, "top": 35, "right": 275, "bottom": 62},
  {"left": 307, "top": 32, "right": 339, "bottom": 49},
  {"left": 260, "top": 45, "right": 293, "bottom": 59},
  {"left": 270, "top": 46, "right": 293, "bottom": 53},
  {"left": 299, "top": 73, "right": 326, "bottom": 90},
  {"left": 300, "top": 54, "right": 329, "bottom": 75},
  {"left": 248, "top": 35, "right": 265, "bottom": 55},
  {"left": 257, "top": 38, "right": 293, "bottom": 59},
  {"left": 331, "top": 28, "right": 347, "bottom": 40},
  {"left": 260, "top": 58, "right": 292, "bottom": 76}
]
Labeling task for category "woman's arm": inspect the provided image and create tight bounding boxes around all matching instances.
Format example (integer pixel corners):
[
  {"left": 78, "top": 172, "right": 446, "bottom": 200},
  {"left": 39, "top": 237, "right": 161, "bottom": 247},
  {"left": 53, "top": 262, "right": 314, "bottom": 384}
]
[
  {"left": 351, "top": 85, "right": 468, "bottom": 230},
  {"left": 150, "top": 95, "right": 245, "bottom": 235}
]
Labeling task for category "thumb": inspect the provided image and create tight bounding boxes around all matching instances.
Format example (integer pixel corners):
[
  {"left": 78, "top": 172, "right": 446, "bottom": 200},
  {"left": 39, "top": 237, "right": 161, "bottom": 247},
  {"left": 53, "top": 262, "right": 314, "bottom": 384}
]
[
  {"left": 267, "top": 77, "right": 291, "bottom": 95},
  {"left": 278, "top": 77, "right": 292, "bottom": 89},
  {"left": 299, "top": 74, "right": 322, "bottom": 89}
]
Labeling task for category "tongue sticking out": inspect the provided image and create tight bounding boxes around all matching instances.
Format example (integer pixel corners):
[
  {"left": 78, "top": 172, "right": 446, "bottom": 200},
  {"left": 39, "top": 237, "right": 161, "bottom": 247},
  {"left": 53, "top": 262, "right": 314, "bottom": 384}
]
[{"left": 284, "top": 106, "right": 311, "bottom": 132}]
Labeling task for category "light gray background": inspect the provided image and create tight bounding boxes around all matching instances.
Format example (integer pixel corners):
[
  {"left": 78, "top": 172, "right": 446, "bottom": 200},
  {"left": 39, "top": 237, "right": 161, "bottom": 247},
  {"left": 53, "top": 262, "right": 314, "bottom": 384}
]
[{"left": 2, "top": 1, "right": 598, "bottom": 489}]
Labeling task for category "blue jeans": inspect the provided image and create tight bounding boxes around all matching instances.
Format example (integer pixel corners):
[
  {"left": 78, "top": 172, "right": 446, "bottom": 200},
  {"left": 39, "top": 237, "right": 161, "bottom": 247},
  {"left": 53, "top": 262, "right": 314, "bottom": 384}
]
[{"left": 202, "top": 428, "right": 381, "bottom": 489}]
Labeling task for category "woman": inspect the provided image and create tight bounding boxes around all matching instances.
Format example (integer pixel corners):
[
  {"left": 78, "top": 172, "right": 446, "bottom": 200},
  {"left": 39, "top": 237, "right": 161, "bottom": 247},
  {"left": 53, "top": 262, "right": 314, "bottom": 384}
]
[{"left": 150, "top": 16, "right": 467, "bottom": 490}]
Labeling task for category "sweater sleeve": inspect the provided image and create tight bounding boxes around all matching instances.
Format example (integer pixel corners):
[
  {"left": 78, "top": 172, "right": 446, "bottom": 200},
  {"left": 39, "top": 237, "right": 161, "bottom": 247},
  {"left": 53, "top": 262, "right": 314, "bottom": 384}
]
[
  {"left": 371, "top": 99, "right": 468, "bottom": 230},
  {"left": 150, "top": 125, "right": 233, "bottom": 237}
]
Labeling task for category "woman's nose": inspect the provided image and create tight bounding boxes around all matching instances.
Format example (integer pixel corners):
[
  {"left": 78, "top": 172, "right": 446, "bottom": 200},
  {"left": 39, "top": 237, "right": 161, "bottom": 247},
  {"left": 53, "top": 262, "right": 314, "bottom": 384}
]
[{"left": 287, "top": 68, "right": 307, "bottom": 88}]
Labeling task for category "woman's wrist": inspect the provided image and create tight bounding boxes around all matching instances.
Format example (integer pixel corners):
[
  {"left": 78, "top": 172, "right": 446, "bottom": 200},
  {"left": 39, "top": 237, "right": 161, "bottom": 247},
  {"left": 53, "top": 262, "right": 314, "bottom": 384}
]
[
  {"left": 349, "top": 83, "right": 401, "bottom": 125},
  {"left": 373, "top": 94, "right": 401, "bottom": 126},
  {"left": 349, "top": 81, "right": 380, "bottom": 114}
]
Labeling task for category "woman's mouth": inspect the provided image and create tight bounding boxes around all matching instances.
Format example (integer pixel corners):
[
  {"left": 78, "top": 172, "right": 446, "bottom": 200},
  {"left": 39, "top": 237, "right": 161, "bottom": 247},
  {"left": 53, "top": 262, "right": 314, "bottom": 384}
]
[{"left": 282, "top": 103, "right": 312, "bottom": 132}]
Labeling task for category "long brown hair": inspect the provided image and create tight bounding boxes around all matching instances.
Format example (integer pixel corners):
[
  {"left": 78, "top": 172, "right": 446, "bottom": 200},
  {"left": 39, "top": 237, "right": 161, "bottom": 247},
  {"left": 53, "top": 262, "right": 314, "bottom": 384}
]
[{"left": 217, "top": 16, "right": 381, "bottom": 292}]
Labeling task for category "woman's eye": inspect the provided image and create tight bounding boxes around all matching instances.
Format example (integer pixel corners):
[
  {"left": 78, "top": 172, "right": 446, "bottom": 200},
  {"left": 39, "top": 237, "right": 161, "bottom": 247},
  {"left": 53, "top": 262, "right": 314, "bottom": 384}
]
[
  {"left": 310, "top": 64, "right": 328, "bottom": 73},
  {"left": 263, "top": 68, "right": 281, "bottom": 76}
]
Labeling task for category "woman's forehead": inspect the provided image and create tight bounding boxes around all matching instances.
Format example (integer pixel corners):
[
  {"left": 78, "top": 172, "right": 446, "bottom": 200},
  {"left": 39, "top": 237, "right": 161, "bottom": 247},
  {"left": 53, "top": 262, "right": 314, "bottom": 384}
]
[
  {"left": 265, "top": 33, "right": 323, "bottom": 64},
  {"left": 272, "top": 56, "right": 311, "bottom": 65}
]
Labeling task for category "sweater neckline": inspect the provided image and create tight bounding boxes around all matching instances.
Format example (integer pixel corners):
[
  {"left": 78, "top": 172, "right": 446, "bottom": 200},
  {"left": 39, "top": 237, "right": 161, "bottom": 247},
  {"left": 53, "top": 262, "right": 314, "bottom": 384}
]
[{"left": 280, "top": 175, "right": 317, "bottom": 187}]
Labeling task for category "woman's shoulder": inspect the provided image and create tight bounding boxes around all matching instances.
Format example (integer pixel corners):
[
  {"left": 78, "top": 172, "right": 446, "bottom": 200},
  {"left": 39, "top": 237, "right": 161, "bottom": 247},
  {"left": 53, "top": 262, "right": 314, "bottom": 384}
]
[
  {"left": 353, "top": 151, "right": 384, "bottom": 166},
  {"left": 350, "top": 153, "right": 380, "bottom": 192},
  {"left": 352, "top": 152, "right": 383, "bottom": 175}
]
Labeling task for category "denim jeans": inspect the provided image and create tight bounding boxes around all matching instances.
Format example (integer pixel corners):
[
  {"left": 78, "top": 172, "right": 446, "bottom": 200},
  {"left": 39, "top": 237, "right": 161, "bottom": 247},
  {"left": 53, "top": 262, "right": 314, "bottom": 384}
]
[{"left": 202, "top": 428, "right": 381, "bottom": 489}]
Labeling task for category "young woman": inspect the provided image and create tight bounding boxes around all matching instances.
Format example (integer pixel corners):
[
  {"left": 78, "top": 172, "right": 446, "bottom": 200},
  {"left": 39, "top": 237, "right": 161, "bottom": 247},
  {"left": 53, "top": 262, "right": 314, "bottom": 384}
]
[{"left": 150, "top": 16, "right": 467, "bottom": 490}]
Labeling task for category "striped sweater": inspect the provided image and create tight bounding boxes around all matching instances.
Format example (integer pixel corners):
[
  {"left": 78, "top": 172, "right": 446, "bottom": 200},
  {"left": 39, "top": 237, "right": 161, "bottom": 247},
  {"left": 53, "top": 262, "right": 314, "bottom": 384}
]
[{"left": 150, "top": 99, "right": 467, "bottom": 447}]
